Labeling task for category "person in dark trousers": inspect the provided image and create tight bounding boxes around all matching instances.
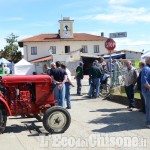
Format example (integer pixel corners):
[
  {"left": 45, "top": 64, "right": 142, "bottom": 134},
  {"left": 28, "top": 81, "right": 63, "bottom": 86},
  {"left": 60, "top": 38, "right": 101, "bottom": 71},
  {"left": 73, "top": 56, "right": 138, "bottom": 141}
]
[
  {"left": 137, "top": 62, "right": 145, "bottom": 113},
  {"left": 88, "top": 61, "right": 102, "bottom": 98},
  {"left": 74, "top": 61, "right": 84, "bottom": 95},
  {"left": 61, "top": 64, "right": 74, "bottom": 109},
  {"left": 124, "top": 61, "right": 138, "bottom": 111},
  {"left": 50, "top": 61, "right": 67, "bottom": 108}
]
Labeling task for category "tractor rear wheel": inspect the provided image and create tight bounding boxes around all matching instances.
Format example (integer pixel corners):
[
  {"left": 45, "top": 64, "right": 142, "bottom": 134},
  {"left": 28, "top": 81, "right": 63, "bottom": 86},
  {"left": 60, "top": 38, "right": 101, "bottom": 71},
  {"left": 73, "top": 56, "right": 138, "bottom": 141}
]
[
  {"left": 0, "top": 105, "right": 7, "bottom": 134},
  {"left": 43, "top": 106, "right": 71, "bottom": 133}
]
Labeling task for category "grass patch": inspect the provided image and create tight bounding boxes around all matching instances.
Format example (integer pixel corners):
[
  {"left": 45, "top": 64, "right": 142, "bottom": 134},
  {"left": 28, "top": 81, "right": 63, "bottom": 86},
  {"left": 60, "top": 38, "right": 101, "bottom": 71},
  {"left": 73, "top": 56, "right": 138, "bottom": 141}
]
[{"left": 111, "top": 86, "right": 141, "bottom": 99}]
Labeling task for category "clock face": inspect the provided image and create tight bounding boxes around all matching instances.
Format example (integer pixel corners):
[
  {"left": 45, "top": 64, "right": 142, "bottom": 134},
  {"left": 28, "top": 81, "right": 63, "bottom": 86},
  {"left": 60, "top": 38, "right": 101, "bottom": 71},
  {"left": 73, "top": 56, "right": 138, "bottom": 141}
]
[{"left": 64, "top": 30, "right": 70, "bottom": 37}]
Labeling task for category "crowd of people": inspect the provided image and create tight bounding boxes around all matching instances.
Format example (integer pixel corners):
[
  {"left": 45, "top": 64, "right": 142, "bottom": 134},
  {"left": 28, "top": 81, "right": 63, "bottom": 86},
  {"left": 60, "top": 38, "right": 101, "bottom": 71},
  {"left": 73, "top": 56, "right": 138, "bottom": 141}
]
[
  {"left": 44, "top": 55, "right": 150, "bottom": 128},
  {"left": 84, "top": 56, "right": 150, "bottom": 128},
  {"left": 87, "top": 57, "right": 123, "bottom": 98},
  {"left": 43, "top": 58, "right": 123, "bottom": 109},
  {"left": 122, "top": 56, "right": 150, "bottom": 128}
]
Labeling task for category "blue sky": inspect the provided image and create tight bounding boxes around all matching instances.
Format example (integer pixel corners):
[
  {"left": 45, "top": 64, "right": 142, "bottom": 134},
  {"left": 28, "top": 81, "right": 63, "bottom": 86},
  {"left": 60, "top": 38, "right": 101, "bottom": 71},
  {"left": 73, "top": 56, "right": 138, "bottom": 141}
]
[{"left": 0, "top": 0, "right": 150, "bottom": 52}]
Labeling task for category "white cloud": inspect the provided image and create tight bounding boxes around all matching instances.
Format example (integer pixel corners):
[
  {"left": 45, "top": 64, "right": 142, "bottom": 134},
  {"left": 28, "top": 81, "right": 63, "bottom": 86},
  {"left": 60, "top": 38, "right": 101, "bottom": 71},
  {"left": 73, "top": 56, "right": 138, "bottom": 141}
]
[
  {"left": 116, "top": 38, "right": 150, "bottom": 46},
  {"left": 74, "top": 15, "right": 93, "bottom": 20},
  {"left": 109, "top": 0, "right": 131, "bottom": 4},
  {"left": 112, "top": 6, "right": 146, "bottom": 14},
  {"left": 115, "top": 38, "right": 150, "bottom": 51},
  {"left": 85, "top": 6, "right": 150, "bottom": 23}
]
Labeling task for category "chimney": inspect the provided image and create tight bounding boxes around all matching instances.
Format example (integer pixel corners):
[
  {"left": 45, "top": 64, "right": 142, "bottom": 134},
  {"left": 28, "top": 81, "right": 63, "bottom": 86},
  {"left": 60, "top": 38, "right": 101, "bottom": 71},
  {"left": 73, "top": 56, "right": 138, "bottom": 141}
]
[{"left": 101, "top": 32, "right": 104, "bottom": 37}]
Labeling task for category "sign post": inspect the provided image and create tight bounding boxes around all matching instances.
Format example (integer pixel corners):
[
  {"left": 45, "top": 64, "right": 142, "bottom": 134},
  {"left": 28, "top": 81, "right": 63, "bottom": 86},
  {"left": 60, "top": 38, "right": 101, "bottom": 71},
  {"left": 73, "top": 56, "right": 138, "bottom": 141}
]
[{"left": 105, "top": 38, "right": 116, "bottom": 87}]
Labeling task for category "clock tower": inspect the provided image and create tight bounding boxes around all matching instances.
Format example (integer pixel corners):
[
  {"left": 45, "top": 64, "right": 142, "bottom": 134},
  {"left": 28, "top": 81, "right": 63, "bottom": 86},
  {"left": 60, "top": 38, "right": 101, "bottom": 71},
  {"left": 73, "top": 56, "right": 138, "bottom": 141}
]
[{"left": 59, "top": 17, "right": 74, "bottom": 38}]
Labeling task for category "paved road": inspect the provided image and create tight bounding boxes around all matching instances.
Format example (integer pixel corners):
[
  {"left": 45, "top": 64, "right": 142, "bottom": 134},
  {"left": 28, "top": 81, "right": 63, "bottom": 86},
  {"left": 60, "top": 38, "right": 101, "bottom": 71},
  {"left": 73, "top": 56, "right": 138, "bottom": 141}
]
[{"left": 0, "top": 78, "right": 150, "bottom": 150}]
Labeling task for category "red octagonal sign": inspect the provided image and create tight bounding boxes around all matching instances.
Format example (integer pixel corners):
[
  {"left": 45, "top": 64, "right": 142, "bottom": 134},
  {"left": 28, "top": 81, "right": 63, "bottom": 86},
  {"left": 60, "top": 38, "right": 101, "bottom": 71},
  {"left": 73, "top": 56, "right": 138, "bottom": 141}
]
[{"left": 105, "top": 38, "right": 116, "bottom": 51}]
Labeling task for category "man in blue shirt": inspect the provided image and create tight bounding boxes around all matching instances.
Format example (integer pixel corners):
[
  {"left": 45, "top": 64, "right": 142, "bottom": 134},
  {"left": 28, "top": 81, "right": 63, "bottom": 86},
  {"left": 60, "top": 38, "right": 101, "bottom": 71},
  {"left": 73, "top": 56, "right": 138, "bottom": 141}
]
[{"left": 141, "top": 56, "right": 150, "bottom": 128}]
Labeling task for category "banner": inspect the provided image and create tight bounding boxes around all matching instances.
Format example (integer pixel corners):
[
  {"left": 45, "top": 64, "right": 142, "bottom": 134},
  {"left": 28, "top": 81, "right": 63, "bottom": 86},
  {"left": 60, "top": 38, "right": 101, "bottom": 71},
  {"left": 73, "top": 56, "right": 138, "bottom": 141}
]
[{"left": 134, "top": 60, "right": 140, "bottom": 69}]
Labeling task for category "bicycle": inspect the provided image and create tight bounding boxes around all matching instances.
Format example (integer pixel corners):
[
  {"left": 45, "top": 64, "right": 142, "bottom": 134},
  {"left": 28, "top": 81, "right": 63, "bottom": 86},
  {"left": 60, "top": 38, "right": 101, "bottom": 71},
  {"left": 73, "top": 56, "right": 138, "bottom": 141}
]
[
  {"left": 89, "top": 74, "right": 110, "bottom": 98},
  {"left": 99, "top": 74, "right": 110, "bottom": 98}
]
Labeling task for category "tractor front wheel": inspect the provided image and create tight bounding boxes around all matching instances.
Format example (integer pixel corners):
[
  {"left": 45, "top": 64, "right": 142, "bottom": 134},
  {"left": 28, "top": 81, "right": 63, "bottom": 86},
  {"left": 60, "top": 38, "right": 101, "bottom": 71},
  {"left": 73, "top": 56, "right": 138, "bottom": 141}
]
[
  {"left": 43, "top": 106, "right": 71, "bottom": 133},
  {"left": 0, "top": 105, "right": 7, "bottom": 134}
]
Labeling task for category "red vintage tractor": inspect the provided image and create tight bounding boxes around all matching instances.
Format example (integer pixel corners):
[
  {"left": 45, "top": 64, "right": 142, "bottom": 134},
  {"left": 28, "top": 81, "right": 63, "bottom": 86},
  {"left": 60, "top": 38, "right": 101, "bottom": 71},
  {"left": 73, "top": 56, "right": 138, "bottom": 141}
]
[{"left": 0, "top": 75, "right": 71, "bottom": 134}]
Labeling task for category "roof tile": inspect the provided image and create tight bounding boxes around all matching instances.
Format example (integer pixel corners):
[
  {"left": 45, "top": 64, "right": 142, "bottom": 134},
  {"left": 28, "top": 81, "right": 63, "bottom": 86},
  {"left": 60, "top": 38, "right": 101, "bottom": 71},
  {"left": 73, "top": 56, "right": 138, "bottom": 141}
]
[{"left": 19, "top": 33, "right": 107, "bottom": 43}]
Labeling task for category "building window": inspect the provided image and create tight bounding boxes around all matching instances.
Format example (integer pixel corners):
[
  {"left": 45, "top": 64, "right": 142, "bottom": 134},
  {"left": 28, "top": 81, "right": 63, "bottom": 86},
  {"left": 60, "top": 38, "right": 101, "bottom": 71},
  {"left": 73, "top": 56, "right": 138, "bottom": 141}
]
[
  {"left": 94, "top": 45, "right": 99, "bottom": 53},
  {"left": 50, "top": 46, "right": 56, "bottom": 54},
  {"left": 31, "top": 47, "right": 37, "bottom": 55},
  {"left": 65, "top": 46, "right": 70, "bottom": 53},
  {"left": 82, "top": 45, "right": 88, "bottom": 53}
]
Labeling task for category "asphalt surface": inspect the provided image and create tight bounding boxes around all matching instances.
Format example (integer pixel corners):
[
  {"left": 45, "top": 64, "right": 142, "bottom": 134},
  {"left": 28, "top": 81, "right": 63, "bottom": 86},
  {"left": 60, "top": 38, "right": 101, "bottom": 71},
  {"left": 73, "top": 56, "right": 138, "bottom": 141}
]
[{"left": 0, "top": 77, "right": 150, "bottom": 150}]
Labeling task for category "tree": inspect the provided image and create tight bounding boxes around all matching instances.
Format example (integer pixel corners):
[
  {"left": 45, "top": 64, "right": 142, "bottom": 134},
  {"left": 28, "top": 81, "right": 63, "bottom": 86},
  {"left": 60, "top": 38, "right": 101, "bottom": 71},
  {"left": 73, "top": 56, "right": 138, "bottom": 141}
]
[{"left": 2, "top": 33, "right": 22, "bottom": 63}]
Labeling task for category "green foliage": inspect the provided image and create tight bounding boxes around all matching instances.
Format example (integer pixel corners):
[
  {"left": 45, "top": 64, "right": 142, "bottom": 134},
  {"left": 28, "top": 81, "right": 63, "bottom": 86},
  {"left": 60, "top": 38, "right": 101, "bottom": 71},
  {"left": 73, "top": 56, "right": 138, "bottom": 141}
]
[
  {"left": 5, "top": 33, "right": 18, "bottom": 45},
  {"left": 2, "top": 33, "right": 22, "bottom": 63}
]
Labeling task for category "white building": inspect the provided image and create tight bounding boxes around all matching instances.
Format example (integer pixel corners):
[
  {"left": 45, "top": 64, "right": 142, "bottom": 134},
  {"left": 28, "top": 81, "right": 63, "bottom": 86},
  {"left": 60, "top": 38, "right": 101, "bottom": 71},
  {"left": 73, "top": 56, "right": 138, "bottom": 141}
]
[{"left": 18, "top": 17, "right": 108, "bottom": 74}]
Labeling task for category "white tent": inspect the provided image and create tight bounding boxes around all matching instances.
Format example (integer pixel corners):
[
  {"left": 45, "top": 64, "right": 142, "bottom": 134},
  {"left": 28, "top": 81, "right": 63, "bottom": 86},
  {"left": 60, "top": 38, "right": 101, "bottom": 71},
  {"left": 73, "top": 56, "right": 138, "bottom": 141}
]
[
  {"left": 14, "top": 58, "right": 35, "bottom": 75},
  {"left": 0, "top": 58, "right": 11, "bottom": 64}
]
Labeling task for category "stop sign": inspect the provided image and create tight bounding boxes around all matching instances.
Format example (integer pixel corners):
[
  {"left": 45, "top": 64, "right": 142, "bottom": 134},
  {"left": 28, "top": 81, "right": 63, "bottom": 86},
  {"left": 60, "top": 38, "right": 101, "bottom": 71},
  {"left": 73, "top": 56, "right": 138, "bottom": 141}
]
[{"left": 105, "top": 38, "right": 116, "bottom": 51}]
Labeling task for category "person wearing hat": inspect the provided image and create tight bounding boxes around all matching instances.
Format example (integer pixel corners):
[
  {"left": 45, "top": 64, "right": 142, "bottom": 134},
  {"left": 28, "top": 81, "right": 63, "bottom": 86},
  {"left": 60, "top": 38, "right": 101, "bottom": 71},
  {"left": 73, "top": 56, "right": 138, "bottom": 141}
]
[{"left": 74, "top": 61, "right": 84, "bottom": 95}]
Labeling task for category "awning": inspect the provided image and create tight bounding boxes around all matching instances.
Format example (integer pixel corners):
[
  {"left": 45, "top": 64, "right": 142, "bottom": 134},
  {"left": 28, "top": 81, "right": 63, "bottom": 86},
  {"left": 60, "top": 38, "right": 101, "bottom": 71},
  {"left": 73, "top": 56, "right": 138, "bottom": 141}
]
[
  {"left": 81, "top": 54, "right": 99, "bottom": 58},
  {"left": 30, "top": 56, "right": 52, "bottom": 63},
  {"left": 103, "top": 53, "right": 125, "bottom": 59}
]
